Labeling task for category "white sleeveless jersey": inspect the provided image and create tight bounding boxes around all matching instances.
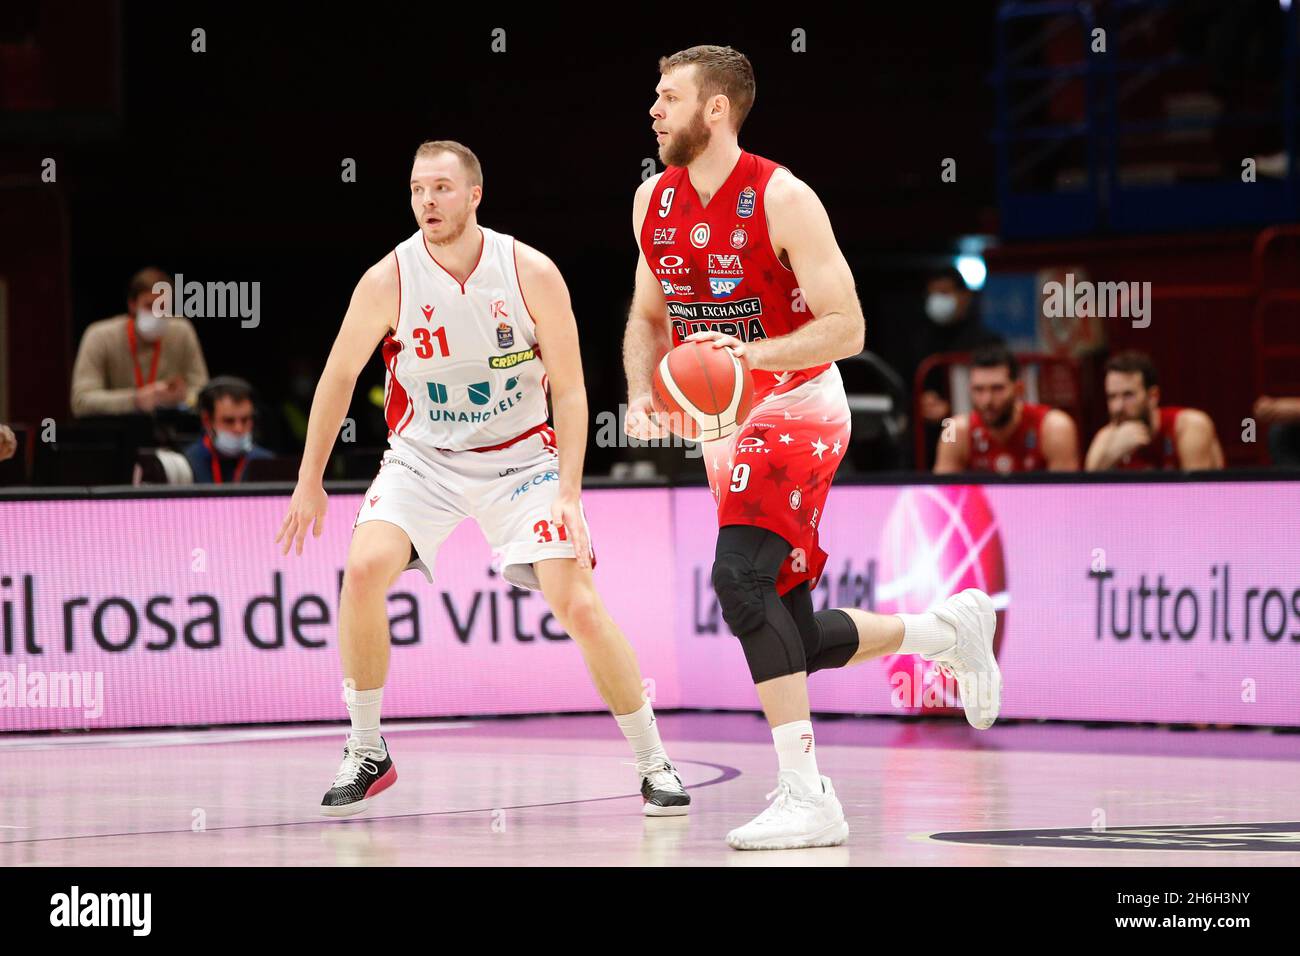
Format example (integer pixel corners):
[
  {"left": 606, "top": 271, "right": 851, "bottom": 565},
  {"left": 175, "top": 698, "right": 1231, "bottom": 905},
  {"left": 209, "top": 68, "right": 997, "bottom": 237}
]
[{"left": 382, "top": 226, "right": 549, "bottom": 452}]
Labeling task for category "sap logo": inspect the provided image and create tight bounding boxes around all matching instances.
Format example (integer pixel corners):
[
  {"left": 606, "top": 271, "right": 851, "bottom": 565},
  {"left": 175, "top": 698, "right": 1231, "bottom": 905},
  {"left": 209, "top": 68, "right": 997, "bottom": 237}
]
[
  {"left": 709, "top": 278, "right": 741, "bottom": 298},
  {"left": 653, "top": 227, "right": 677, "bottom": 245},
  {"left": 510, "top": 470, "right": 559, "bottom": 501}
]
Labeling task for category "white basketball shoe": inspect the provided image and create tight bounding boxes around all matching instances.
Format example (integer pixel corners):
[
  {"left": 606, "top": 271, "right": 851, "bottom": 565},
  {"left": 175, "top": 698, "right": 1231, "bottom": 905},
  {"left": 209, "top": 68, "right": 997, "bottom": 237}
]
[
  {"left": 927, "top": 588, "right": 1001, "bottom": 729},
  {"left": 725, "top": 772, "right": 849, "bottom": 850}
]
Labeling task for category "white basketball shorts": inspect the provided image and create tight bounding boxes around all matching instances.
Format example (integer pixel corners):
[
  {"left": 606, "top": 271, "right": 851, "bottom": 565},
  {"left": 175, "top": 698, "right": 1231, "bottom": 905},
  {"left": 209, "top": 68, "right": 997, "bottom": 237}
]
[{"left": 352, "top": 427, "right": 593, "bottom": 590}]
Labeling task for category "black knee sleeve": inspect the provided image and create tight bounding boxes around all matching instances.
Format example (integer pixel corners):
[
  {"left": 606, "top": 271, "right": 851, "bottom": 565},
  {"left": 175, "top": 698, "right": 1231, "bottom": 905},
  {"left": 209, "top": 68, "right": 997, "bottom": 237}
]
[
  {"left": 712, "top": 526, "right": 807, "bottom": 683},
  {"left": 712, "top": 551, "right": 769, "bottom": 636},
  {"left": 783, "top": 583, "right": 860, "bottom": 674}
]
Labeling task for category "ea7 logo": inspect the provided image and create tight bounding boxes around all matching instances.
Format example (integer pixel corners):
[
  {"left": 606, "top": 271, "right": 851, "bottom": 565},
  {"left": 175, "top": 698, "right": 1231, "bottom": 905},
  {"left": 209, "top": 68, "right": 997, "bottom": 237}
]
[
  {"left": 50, "top": 886, "right": 152, "bottom": 936},
  {"left": 653, "top": 227, "right": 677, "bottom": 244}
]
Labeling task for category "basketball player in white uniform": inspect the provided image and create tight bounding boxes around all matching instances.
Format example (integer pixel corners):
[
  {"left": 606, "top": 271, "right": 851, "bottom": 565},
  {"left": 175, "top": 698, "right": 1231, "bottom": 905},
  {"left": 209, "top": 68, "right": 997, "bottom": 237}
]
[{"left": 276, "top": 140, "right": 689, "bottom": 817}]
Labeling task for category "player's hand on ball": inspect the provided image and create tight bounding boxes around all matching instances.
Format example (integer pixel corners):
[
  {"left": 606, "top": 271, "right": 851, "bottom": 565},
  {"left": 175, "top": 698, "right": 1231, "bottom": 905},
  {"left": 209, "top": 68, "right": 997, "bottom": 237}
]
[
  {"left": 276, "top": 481, "right": 328, "bottom": 555},
  {"left": 625, "top": 393, "right": 669, "bottom": 440},
  {"left": 684, "top": 329, "right": 747, "bottom": 359},
  {"left": 552, "top": 493, "right": 592, "bottom": 570}
]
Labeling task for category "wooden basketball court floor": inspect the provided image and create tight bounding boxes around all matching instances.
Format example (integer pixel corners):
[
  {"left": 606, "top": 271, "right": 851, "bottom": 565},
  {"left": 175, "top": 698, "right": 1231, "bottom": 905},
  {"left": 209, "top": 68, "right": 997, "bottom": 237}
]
[{"left": 2, "top": 713, "right": 1298, "bottom": 866}]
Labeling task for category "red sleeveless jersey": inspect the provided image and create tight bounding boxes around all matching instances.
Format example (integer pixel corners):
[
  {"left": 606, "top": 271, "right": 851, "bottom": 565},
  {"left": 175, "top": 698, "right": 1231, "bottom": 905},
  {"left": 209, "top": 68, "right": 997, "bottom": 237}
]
[
  {"left": 967, "top": 402, "right": 1052, "bottom": 473},
  {"left": 638, "top": 150, "right": 830, "bottom": 403},
  {"left": 1115, "top": 406, "right": 1184, "bottom": 470}
]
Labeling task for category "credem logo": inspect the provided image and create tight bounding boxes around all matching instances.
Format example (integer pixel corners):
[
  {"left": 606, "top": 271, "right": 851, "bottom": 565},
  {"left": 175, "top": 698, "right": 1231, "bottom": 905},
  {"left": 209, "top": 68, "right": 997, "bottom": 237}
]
[
  {"left": 489, "top": 348, "right": 535, "bottom": 370},
  {"left": 50, "top": 886, "right": 152, "bottom": 936}
]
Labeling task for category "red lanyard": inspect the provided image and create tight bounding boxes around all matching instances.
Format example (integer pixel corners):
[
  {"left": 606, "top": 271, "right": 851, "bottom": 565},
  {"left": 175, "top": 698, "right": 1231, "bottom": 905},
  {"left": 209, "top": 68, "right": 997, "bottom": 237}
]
[
  {"left": 202, "top": 434, "right": 248, "bottom": 484},
  {"left": 126, "top": 319, "right": 163, "bottom": 388}
]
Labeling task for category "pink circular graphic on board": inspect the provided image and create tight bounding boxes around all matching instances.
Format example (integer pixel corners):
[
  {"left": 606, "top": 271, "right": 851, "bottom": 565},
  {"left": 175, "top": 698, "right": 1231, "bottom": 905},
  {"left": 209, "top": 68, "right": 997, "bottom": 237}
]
[{"left": 875, "top": 485, "right": 1007, "bottom": 713}]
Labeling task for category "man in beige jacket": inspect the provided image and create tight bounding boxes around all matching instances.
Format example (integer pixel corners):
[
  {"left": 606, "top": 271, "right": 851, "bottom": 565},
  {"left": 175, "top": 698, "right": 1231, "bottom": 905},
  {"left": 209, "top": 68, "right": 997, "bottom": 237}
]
[{"left": 70, "top": 267, "right": 210, "bottom": 417}]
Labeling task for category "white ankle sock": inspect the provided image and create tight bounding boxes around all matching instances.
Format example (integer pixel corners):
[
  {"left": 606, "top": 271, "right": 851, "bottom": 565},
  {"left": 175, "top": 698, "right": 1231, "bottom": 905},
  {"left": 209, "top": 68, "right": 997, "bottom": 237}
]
[
  {"left": 897, "top": 612, "right": 956, "bottom": 657},
  {"left": 772, "top": 720, "right": 821, "bottom": 794},
  {"left": 344, "top": 683, "right": 384, "bottom": 753},
  {"left": 614, "top": 700, "right": 669, "bottom": 775}
]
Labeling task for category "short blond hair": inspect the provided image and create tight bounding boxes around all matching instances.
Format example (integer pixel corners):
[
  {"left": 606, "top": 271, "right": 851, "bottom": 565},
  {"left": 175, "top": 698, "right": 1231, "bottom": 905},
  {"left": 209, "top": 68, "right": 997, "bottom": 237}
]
[
  {"left": 413, "top": 140, "right": 483, "bottom": 188},
  {"left": 659, "top": 45, "right": 756, "bottom": 132}
]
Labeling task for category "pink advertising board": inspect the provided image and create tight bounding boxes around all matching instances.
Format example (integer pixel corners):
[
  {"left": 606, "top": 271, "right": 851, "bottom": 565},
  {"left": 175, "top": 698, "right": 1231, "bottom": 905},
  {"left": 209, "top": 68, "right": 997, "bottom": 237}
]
[
  {"left": 672, "top": 482, "right": 1300, "bottom": 725},
  {"left": 0, "top": 490, "right": 679, "bottom": 731},
  {"left": 2, "top": 481, "right": 1298, "bottom": 730}
]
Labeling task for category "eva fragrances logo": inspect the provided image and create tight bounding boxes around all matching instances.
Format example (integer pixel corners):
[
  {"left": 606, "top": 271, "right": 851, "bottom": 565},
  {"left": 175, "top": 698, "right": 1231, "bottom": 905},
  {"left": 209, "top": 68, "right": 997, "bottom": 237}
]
[{"left": 50, "top": 886, "right": 152, "bottom": 936}]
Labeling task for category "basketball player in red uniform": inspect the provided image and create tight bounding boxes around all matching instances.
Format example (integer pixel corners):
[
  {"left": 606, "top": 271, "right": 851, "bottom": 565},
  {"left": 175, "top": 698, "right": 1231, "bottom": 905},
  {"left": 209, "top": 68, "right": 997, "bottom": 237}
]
[
  {"left": 1085, "top": 350, "right": 1224, "bottom": 471},
  {"left": 277, "top": 141, "right": 689, "bottom": 818},
  {"left": 623, "top": 46, "right": 1001, "bottom": 850},
  {"left": 934, "top": 345, "right": 1079, "bottom": 473}
]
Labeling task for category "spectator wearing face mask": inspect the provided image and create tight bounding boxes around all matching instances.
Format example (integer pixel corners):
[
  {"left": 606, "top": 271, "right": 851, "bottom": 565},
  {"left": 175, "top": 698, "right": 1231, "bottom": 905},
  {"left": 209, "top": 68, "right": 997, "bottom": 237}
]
[
  {"left": 70, "top": 267, "right": 210, "bottom": 417},
  {"left": 914, "top": 268, "right": 1003, "bottom": 422},
  {"left": 899, "top": 267, "right": 1003, "bottom": 468},
  {"left": 184, "top": 376, "right": 273, "bottom": 483}
]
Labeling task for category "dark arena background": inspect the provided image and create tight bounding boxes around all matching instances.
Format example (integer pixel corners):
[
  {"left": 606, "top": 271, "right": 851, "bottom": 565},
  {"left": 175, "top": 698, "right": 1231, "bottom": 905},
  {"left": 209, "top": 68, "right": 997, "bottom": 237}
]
[{"left": 1, "top": 0, "right": 1298, "bottom": 931}]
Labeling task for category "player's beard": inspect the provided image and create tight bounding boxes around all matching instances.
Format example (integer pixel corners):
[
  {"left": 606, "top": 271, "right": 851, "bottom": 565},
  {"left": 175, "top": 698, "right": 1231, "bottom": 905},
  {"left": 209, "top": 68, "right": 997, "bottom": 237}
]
[
  {"left": 660, "top": 106, "right": 711, "bottom": 167},
  {"left": 1113, "top": 399, "right": 1151, "bottom": 426},
  {"left": 981, "top": 401, "right": 1015, "bottom": 431},
  {"left": 428, "top": 205, "right": 471, "bottom": 246}
]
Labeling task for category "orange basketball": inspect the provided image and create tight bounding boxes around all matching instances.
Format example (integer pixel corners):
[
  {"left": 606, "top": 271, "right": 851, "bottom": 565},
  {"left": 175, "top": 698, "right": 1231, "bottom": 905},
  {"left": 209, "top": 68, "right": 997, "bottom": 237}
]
[{"left": 651, "top": 340, "right": 753, "bottom": 442}]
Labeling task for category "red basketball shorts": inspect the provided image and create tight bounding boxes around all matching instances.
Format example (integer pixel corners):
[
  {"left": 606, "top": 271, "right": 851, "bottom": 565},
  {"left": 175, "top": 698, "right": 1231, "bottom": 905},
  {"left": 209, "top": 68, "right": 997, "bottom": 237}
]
[{"left": 701, "top": 364, "right": 851, "bottom": 595}]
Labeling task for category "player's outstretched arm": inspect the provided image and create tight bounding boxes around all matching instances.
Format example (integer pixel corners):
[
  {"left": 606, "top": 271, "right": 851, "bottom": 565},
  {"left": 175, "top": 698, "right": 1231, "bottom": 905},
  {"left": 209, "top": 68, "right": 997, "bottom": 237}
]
[
  {"left": 1042, "top": 409, "right": 1081, "bottom": 471},
  {"left": 276, "top": 254, "right": 397, "bottom": 555},
  {"left": 933, "top": 415, "right": 969, "bottom": 474},
  {"left": 691, "top": 171, "right": 864, "bottom": 371},
  {"left": 624, "top": 175, "right": 671, "bottom": 440},
  {"left": 517, "top": 241, "right": 593, "bottom": 569}
]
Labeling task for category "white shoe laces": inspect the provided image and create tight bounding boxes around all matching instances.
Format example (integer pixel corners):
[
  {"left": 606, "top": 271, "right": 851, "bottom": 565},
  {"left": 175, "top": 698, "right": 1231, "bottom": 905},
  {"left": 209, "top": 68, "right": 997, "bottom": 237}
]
[
  {"left": 332, "top": 744, "right": 381, "bottom": 788},
  {"left": 644, "top": 762, "right": 685, "bottom": 794},
  {"left": 751, "top": 778, "right": 817, "bottom": 827}
]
